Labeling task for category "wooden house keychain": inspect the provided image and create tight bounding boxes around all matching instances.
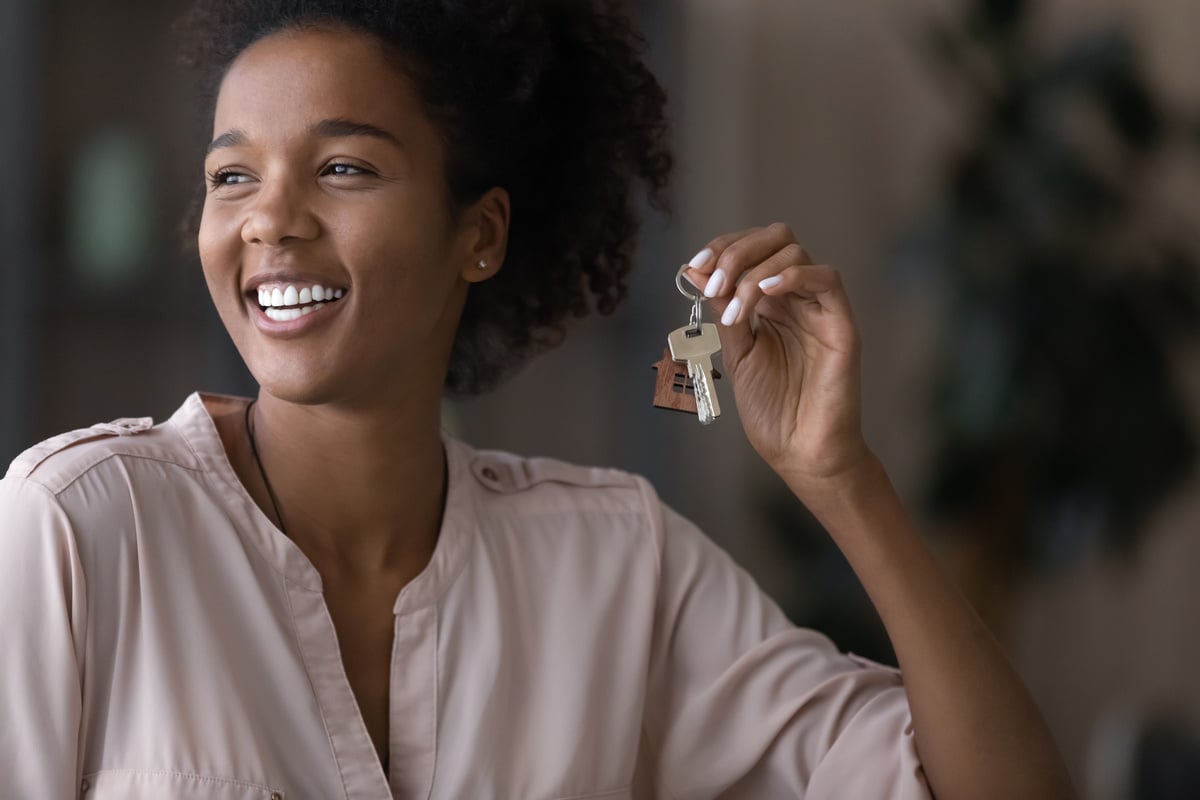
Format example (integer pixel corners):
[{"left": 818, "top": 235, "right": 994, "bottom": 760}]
[{"left": 651, "top": 265, "right": 723, "bottom": 424}]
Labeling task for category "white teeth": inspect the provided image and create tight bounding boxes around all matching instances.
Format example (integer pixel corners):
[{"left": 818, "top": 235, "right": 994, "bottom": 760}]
[
  {"left": 314, "top": 302, "right": 325, "bottom": 310},
  {"left": 301, "top": 306, "right": 314, "bottom": 316},
  {"left": 265, "top": 307, "right": 304, "bottom": 321},
  {"left": 255, "top": 283, "right": 345, "bottom": 312}
]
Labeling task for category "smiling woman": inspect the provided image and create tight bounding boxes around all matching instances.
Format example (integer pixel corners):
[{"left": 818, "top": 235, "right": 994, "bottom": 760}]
[{"left": 0, "top": 1, "right": 1076, "bottom": 799}]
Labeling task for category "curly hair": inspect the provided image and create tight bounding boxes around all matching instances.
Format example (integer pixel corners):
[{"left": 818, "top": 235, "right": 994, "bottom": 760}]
[{"left": 176, "top": 0, "right": 673, "bottom": 395}]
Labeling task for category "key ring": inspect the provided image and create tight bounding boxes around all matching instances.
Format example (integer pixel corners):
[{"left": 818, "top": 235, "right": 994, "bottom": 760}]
[{"left": 676, "top": 264, "right": 704, "bottom": 330}]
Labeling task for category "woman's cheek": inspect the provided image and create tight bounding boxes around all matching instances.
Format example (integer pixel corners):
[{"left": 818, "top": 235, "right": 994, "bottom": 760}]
[{"left": 200, "top": 209, "right": 249, "bottom": 282}]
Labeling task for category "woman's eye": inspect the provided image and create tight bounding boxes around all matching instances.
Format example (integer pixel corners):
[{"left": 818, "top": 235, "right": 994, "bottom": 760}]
[
  {"left": 324, "top": 162, "right": 369, "bottom": 177},
  {"left": 207, "top": 169, "right": 251, "bottom": 188}
]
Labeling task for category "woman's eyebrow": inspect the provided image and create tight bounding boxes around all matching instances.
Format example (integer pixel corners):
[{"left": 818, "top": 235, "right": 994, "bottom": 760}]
[
  {"left": 205, "top": 118, "right": 403, "bottom": 156},
  {"left": 207, "top": 129, "right": 247, "bottom": 155},
  {"left": 309, "top": 118, "right": 403, "bottom": 148}
]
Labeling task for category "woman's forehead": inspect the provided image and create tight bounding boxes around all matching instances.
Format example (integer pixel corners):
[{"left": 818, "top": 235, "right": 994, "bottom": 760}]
[{"left": 212, "top": 27, "right": 423, "bottom": 138}]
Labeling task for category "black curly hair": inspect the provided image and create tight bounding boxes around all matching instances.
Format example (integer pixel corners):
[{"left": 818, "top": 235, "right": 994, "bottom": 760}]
[{"left": 176, "top": 0, "right": 673, "bottom": 395}]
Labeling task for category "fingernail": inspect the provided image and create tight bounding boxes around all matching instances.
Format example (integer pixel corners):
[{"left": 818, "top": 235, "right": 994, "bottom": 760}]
[
  {"left": 721, "top": 297, "right": 742, "bottom": 326},
  {"left": 704, "top": 269, "right": 726, "bottom": 298},
  {"left": 689, "top": 248, "right": 714, "bottom": 270},
  {"left": 759, "top": 275, "right": 783, "bottom": 291}
]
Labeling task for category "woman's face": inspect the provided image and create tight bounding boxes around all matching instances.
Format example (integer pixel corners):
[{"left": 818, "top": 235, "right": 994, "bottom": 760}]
[{"left": 199, "top": 26, "right": 494, "bottom": 407}]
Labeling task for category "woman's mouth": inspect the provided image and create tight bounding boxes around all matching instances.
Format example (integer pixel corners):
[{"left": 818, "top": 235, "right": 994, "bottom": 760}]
[{"left": 253, "top": 282, "right": 347, "bottom": 322}]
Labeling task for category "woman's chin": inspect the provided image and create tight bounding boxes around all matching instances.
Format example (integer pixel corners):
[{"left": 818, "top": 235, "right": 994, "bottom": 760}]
[{"left": 248, "top": 367, "right": 354, "bottom": 407}]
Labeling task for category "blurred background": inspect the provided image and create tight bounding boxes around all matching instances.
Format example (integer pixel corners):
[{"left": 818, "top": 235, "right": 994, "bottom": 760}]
[{"left": 3, "top": 0, "right": 1200, "bottom": 796}]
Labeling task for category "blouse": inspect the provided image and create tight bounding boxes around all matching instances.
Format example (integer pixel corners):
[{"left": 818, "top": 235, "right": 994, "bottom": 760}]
[{"left": 0, "top": 392, "right": 929, "bottom": 800}]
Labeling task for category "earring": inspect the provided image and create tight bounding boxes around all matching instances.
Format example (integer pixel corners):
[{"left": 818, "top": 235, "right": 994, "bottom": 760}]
[{"left": 477, "top": 259, "right": 489, "bottom": 270}]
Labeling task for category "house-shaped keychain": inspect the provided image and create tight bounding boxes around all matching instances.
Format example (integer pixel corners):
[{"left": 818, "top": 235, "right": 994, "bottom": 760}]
[{"left": 651, "top": 348, "right": 721, "bottom": 414}]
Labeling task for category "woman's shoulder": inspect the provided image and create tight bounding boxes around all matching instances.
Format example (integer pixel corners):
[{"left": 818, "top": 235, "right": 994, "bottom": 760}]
[
  {"left": 451, "top": 438, "right": 664, "bottom": 522},
  {"left": 3, "top": 397, "right": 206, "bottom": 498}
]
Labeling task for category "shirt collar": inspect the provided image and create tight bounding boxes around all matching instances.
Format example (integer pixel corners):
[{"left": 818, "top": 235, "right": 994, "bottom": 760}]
[{"left": 169, "top": 391, "right": 478, "bottom": 609}]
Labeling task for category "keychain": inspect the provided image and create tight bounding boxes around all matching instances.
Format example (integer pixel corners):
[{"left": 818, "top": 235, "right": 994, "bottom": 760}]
[{"left": 651, "top": 265, "right": 723, "bottom": 424}]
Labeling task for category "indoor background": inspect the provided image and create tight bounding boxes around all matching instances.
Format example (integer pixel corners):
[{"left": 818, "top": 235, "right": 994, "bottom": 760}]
[{"left": 2, "top": 0, "right": 1199, "bottom": 797}]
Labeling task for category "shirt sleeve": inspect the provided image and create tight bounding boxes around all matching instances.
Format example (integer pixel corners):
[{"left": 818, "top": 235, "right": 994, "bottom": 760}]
[
  {"left": 641, "top": 502, "right": 931, "bottom": 800},
  {"left": 0, "top": 476, "right": 87, "bottom": 798}
]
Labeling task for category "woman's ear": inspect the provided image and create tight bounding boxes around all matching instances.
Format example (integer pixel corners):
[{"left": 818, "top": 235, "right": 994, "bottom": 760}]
[{"left": 459, "top": 187, "right": 510, "bottom": 284}]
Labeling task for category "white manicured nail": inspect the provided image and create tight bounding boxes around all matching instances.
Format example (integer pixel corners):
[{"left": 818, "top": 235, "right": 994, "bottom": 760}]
[
  {"left": 689, "top": 248, "right": 714, "bottom": 269},
  {"left": 721, "top": 297, "right": 742, "bottom": 326},
  {"left": 759, "top": 275, "right": 783, "bottom": 290},
  {"left": 704, "top": 269, "right": 726, "bottom": 298}
]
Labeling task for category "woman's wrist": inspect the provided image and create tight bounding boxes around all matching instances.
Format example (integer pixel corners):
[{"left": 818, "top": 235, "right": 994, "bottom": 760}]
[
  {"left": 774, "top": 447, "right": 920, "bottom": 555},
  {"left": 773, "top": 441, "right": 884, "bottom": 509}
]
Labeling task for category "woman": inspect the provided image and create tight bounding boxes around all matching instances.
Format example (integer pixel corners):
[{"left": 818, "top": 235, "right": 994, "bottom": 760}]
[{"left": 1, "top": 1, "right": 1075, "bottom": 798}]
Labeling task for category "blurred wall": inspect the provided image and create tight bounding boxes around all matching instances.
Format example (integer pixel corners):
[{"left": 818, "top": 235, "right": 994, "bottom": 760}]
[
  {"left": 5, "top": 0, "right": 1200, "bottom": 795},
  {"left": 3, "top": 0, "right": 249, "bottom": 452},
  {"left": 0, "top": 0, "right": 38, "bottom": 464}
]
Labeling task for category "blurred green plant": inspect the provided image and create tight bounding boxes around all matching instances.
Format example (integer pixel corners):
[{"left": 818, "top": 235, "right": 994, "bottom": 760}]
[{"left": 900, "top": 0, "right": 1200, "bottom": 572}]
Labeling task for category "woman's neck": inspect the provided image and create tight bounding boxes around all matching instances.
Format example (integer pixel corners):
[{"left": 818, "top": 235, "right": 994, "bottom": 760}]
[{"left": 225, "top": 390, "right": 448, "bottom": 578}]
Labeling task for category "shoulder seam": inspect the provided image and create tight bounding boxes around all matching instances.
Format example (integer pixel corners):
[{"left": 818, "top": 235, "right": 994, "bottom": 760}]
[
  {"left": 4, "top": 472, "right": 67, "bottom": 504},
  {"left": 28, "top": 451, "right": 207, "bottom": 498},
  {"left": 469, "top": 447, "right": 642, "bottom": 494}
]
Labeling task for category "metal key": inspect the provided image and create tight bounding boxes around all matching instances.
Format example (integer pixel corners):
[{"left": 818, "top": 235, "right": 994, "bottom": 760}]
[{"left": 669, "top": 323, "right": 722, "bottom": 424}]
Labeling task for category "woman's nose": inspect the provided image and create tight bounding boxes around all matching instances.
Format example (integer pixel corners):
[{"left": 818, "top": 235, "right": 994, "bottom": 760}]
[{"left": 239, "top": 177, "right": 319, "bottom": 246}]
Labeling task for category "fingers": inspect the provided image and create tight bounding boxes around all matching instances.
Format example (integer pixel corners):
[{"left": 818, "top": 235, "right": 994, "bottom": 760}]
[
  {"left": 683, "top": 223, "right": 810, "bottom": 298},
  {"left": 754, "top": 263, "right": 852, "bottom": 320},
  {"left": 682, "top": 224, "right": 816, "bottom": 324},
  {"left": 679, "top": 225, "right": 859, "bottom": 367},
  {"left": 721, "top": 249, "right": 831, "bottom": 327}
]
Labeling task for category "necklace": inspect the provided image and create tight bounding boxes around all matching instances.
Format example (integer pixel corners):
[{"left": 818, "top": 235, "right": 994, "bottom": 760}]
[{"left": 244, "top": 400, "right": 288, "bottom": 535}]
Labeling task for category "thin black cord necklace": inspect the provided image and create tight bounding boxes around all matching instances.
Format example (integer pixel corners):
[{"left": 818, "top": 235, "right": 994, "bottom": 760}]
[{"left": 244, "top": 400, "right": 288, "bottom": 535}]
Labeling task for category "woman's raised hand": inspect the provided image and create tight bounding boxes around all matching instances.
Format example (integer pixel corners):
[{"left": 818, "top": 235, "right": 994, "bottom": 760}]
[
  {"left": 684, "top": 225, "right": 1080, "bottom": 800},
  {"left": 683, "top": 224, "right": 872, "bottom": 493}
]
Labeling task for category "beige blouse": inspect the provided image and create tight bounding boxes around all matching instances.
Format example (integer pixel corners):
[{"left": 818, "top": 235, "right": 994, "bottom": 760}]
[{"left": 1, "top": 392, "right": 929, "bottom": 800}]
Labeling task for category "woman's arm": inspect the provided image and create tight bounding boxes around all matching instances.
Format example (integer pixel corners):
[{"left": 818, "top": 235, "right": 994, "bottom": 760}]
[
  {"left": 0, "top": 475, "right": 86, "bottom": 798},
  {"left": 683, "top": 223, "right": 1077, "bottom": 800},
  {"left": 786, "top": 455, "right": 1075, "bottom": 799}
]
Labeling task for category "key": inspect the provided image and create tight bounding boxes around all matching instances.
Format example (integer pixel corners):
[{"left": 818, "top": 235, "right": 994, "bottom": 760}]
[{"left": 669, "top": 323, "right": 722, "bottom": 424}]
